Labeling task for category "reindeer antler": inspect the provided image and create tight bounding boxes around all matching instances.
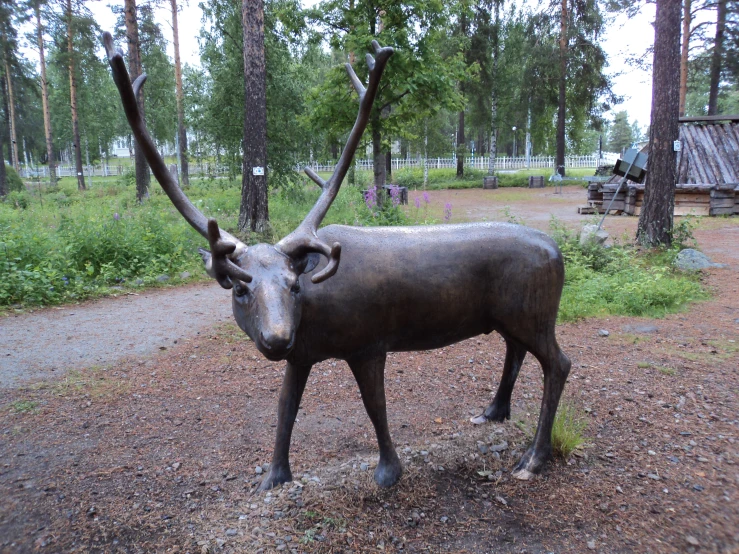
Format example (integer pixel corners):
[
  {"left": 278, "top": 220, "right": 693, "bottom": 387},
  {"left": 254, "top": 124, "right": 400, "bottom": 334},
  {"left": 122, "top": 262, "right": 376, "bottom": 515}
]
[
  {"left": 199, "top": 219, "right": 253, "bottom": 289},
  {"left": 102, "top": 31, "right": 250, "bottom": 288},
  {"left": 277, "top": 41, "right": 394, "bottom": 284}
]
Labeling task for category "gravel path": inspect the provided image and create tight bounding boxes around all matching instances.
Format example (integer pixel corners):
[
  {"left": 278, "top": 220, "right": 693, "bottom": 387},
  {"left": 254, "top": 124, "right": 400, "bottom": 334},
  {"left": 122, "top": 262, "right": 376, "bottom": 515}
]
[{"left": 0, "top": 282, "right": 232, "bottom": 389}]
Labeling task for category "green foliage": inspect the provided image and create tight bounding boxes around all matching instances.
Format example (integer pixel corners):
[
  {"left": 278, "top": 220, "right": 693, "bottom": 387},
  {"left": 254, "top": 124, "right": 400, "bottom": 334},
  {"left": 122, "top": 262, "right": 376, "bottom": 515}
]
[
  {"left": 670, "top": 216, "right": 698, "bottom": 251},
  {"left": 392, "top": 167, "right": 487, "bottom": 189},
  {"left": 549, "top": 218, "right": 706, "bottom": 322},
  {"left": 5, "top": 165, "right": 24, "bottom": 192},
  {"left": 4, "top": 191, "right": 29, "bottom": 209},
  {"left": 308, "top": 0, "right": 467, "bottom": 182},
  {"left": 0, "top": 175, "right": 395, "bottom": 307},
  {"left": 607, "top": 111, "right": 634, "bottom": 153},
  {"left": 0, "top": 178, "right": 205, "bottom": 307},
  {"left": 47, "top": 6, "right": 122, "bottom": 164},
  {"left": 199, "top": 0, "right": 314, "bottom": 182},
  {"left": 551, "top": 401, "right": 587, "bottom": 459}
]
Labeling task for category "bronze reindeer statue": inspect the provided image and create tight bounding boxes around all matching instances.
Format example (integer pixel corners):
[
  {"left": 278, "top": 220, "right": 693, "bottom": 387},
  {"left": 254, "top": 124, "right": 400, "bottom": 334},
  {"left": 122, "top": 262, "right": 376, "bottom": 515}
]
[{"left": 103, "top": 32, "right": 571, "bottom": 490}]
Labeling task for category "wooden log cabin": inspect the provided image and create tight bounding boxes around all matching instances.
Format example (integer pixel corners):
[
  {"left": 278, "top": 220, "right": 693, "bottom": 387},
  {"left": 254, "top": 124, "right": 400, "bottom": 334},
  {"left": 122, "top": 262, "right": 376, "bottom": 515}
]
[{"left": 586, "top": 117, "right": 739, "bottom": 217}]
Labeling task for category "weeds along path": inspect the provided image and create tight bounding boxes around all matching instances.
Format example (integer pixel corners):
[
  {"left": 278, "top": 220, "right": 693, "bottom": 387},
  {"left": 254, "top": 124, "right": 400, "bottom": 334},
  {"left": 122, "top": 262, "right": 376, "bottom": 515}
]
[{"left": 0, "top": 282, "right": 232, "bottom": 389}]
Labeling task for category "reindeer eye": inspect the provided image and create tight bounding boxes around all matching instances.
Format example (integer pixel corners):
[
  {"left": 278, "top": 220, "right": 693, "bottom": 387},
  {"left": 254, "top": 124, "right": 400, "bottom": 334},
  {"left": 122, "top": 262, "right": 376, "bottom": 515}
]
[{"left": 233, "top": 281, "right": 249, "bottom": 297}]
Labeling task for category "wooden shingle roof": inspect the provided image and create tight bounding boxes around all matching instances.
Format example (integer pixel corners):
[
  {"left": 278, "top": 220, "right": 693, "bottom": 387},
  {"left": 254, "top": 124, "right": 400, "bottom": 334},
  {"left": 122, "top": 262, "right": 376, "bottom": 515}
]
[{"left": 677, "top": 122, "right": 739, "bottom": 185}]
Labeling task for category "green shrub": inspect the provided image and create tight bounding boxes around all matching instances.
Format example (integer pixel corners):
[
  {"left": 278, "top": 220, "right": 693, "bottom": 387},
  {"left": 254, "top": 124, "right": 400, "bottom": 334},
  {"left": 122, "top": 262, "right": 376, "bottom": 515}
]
[
  {"left": 4, "top": 191, "right": 29, "bottom": 209},
  {"left": 550, "top": 218, "right": 706, "bottom": 321},
  {"left": 4, "top": 165, "right": 24, "bottom": 192},
  {"left": 0, "top": 180, "right": 206, "bottom": 307}
]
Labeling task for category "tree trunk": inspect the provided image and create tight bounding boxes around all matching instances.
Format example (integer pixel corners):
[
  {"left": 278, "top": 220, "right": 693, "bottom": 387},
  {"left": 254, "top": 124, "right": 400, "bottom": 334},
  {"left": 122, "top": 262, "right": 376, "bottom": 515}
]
[
  {"left": 679, "top": 0, "right": 691, "bottom": 116},
  {"left": 36, "top": 7, "right": 57, "bottom": 186},
  {"left": 0, "top": 124, "right": 6, "bottom": 196},
  {"left": 3, "top": 60, "right": 19, "bottom": 172},
  {"left": 555, "top": 0, "right": 568, "bottom": 177},
  {"left": 707, "top": 0, "right": 726, "bottom": 115},
  {"left": 637, "top": 0, "right": 681, "bottom": 247},
  {"left": 66, "top": 0, "right": 85, "bottom": 190},
  {"left": 457, "top": 9, "right": 467, "bottom": 178},
  {"left": 125, "top": 0, "right": 149, "bottom": 200},
  {"left": 238, "top": 0, "right": 269, "bottom": 234},
  {"left": 489, "top": 0, "right": 500, "bottom": 175},
  {"left": 456, "top": 107, "right": 465, "bottom": 177},
  {"left": 489, "top": 35, "right": 498, "bottom": 176},
  {"left": 385, "top": 149, "right": 392, "bottom": 180},
  {"left": 371, "top": 112, "right": 385, "bottom": 204},
  {"left": 1, "top": 77, "right": 10, "bottom": 165},
  {"left": 170, "top": 0, "right": 189, "bottom": 187}
]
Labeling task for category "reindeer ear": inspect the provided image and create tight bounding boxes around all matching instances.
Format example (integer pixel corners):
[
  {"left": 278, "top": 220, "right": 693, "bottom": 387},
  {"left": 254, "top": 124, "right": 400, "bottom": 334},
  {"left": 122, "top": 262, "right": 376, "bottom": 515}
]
[
  {"left": 198, "top": 247, "right": 212, "bottom": 269},
  {"left": 198, "top": 247, "right": 219, "bottom": 281},
  {"left": 300, "top": 253, "right": 321, "bottom": 275}
]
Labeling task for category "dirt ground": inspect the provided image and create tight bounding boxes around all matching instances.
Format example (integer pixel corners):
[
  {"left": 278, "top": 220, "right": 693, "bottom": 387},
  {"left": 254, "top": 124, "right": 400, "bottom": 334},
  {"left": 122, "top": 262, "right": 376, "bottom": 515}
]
[{"left": 1, "top": 187, "right": 738, "bottom": 553}]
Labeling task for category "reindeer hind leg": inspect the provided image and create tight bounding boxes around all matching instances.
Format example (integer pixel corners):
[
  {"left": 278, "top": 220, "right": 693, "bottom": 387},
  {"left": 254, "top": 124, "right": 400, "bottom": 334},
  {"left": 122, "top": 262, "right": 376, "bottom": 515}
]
[
  {"left": 471, "top": 337, "right": 527, "bottom": 424},
  {"left": 512, "top": 337, "right": 571, "bottom": 480}
]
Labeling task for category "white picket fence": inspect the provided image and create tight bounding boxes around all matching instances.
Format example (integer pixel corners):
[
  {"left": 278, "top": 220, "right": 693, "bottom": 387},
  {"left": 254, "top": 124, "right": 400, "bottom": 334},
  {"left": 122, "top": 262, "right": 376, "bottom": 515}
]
[
  {"left": 305, "top": 154, "right": 618, "bottom": 173},
  {"left": 19, "top": 162, "right": 230, "bottom": 179},
  {"left": 19, "top": 154, "right": 618, "bottom": 180}
]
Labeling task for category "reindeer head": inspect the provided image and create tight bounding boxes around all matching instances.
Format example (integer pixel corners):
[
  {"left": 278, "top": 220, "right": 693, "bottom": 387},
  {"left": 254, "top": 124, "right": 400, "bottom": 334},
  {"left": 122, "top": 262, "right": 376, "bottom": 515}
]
[{"left": 103, "top": 33, "right": 392, "bottom": 360}]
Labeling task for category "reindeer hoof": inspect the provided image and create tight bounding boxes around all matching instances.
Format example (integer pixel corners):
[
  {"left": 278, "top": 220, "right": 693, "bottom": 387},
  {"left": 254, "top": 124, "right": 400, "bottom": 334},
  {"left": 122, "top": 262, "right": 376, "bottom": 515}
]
[
  {"left": 258, "top": 467, "right": 292, "bottom": 491},
  {"left": 511, "top": 468, "right": 536, "bottom": 481},
  {"left": 512, "top": 446, "right": 549, "bottom": 480},
  {"left": 470, "top": 401, "right": 511, "bottom": 425},
  {"left": 374, "top": 457, "right": 402, "bottom": 488}
]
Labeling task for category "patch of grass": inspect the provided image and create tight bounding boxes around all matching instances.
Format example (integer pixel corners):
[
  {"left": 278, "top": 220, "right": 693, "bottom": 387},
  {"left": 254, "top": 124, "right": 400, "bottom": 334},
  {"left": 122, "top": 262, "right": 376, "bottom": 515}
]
[
  {"left": 708, "top": 339, "right": 739, "bottom": 354},
  {"left": 550, "top": 218, "right": 706, "bottom": 322},
  {"left": 8, "top": 399, "right": 38, "bottom": 414},
  {"left": 551, "top": 401, "right": 587, "bottom": 459},
  {"left": 51, "top": 367, "right": 130, "bottom": 399},
  {"left": 213, "top": 322, "right": 251, "bottom": 344},
  {"left": 613, "top": 333, "right": 651, "bottom": 346},
  {"left": 657, "top": 366, "right": 677, "bottom": 376},
  {"left": 637, "top": 361, "right": 652, "bottom": 369}
]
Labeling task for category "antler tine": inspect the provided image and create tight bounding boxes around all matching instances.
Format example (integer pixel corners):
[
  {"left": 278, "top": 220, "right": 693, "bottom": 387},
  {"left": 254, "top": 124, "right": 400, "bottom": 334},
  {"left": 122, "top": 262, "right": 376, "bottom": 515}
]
[
  {"left": 304, "top": 167, "right": 327, "bottom": 189},
  {"left": 199, "top": 219, "right": 252, "bottom": 289},
  {"left": 345, "top": 63, "right": 366, "bottom": 97},
  {"left": 102, "top": 31, "right": 246, "bottom": 259},
  {"left": 132, "top": 74, "right": 147, "bottom": 98},
  {"left": 277, "top": 42, "right": 393, "bottom": 283}
]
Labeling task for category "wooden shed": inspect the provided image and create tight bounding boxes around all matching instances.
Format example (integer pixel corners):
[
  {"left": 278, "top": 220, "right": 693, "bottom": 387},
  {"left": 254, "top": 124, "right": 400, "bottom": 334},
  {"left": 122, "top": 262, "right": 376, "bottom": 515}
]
[{"left": 585, "top": 116, "right": 739, "bottom": 217}]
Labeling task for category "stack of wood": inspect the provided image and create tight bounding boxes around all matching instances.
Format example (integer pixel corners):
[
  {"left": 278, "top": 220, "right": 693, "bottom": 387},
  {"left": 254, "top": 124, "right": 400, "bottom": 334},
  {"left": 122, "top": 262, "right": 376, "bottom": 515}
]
[
  {"left": 578, "top": 181, "right": 606, "bottom": 214},
  {"left": 709, "top": 186, "right": 737, "bottom": 216},
  {"left": 582, "top": 182, "right": 739, "bottom": 217}
]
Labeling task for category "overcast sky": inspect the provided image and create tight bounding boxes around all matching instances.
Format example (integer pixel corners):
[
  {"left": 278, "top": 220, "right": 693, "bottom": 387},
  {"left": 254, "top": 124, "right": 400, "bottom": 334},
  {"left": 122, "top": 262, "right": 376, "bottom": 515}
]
[{"left": 26, "top": 1, "right": 716, "bottom": 132}]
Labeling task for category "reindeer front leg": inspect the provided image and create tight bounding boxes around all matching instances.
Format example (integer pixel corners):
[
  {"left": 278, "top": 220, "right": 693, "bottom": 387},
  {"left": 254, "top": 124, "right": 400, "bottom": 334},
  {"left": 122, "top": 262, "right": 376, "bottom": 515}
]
[
  {"left": 348, "top": 353, "right": 402, "bottom": 487},
  {"left": 259, "top": 362, "right": 311, "bottom": 491}
]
